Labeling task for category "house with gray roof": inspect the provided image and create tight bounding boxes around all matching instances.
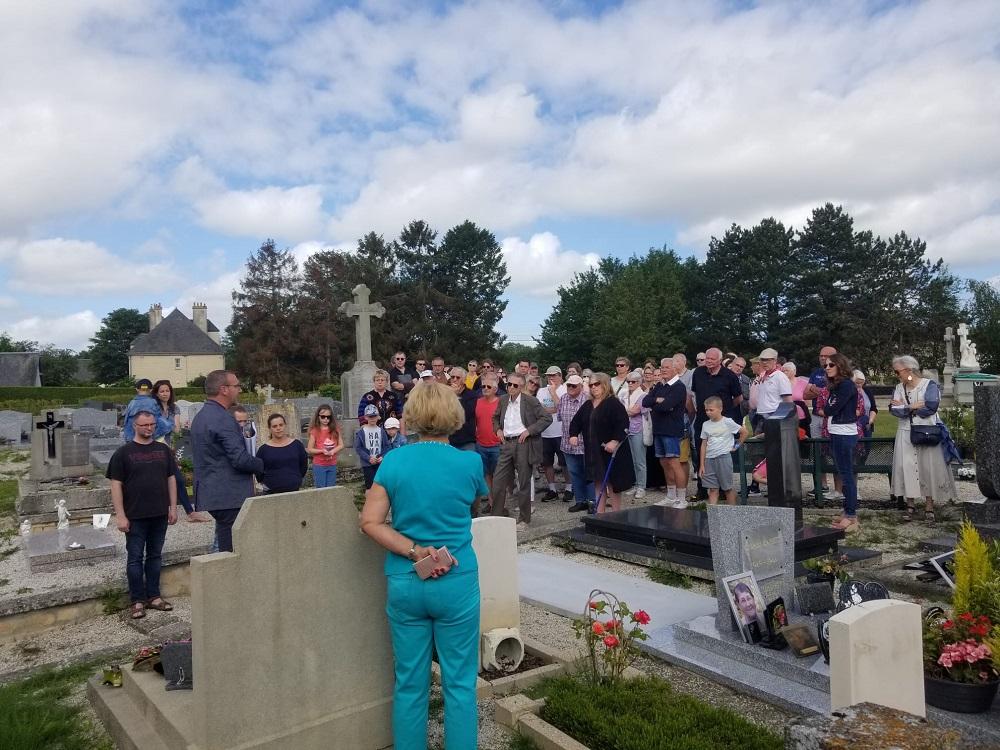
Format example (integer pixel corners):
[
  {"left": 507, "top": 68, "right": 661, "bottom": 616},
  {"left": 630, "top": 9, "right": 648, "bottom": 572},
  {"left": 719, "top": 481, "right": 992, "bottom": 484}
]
[
  {"left": 128, "top": 303, "right": 225, "bottom": 386},
  {"left": 0, "top": 352, "right": 42, "bottom": 386}
]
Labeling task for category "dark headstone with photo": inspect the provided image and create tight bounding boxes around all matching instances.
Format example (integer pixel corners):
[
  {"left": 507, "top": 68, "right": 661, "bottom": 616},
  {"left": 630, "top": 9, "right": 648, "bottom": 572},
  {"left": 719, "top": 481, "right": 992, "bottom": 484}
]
[
  {"left": 974, "top": 382, "right": 1000, "bottom": 501},
  {"left": 795, "top": 582, "right": 836, "bottom": 615}
]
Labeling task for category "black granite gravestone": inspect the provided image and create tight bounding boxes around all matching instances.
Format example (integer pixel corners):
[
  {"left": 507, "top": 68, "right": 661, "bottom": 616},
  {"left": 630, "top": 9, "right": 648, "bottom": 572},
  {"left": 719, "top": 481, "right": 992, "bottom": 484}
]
[
  {"left": 762, "top": 401, "right": 803, "bottom": 526},
  {"left": 974, "top": 382, "right": 999, "bottom": 500}
]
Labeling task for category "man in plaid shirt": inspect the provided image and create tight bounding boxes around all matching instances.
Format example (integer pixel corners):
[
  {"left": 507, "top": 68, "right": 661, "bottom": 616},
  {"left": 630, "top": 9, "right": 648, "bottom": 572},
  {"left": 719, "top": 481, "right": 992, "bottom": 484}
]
[{"left": 559, "top": 374, "right": 594, "bottom": 512}]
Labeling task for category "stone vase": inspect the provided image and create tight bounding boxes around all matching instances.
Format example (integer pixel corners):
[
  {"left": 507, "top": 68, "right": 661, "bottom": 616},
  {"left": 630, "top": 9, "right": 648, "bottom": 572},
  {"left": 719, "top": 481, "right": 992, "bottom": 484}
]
[{"left": 924, "top": 676, "right": 999, "bottom": 713}]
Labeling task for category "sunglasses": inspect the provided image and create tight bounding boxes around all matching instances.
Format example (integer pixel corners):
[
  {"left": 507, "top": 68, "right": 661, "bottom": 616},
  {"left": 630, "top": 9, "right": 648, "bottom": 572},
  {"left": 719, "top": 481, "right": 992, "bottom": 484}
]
[
  {"left": 507, "top": 383, "right": 521, "bottom": 389},
  {"left": 589, "top": 383, "right": 602, "bottom": 388},
  {"left": 482, "top": 384, "right": 495, "bottom": 389},
  {"left": 318, "top": 414, "right": 331, "bottom": 419},
  {"left": 394, "top": 356, "right": 404, "bottom": 361},
  {"left": 615, "top": 363, "right": 628, "bottom": 367},
  {"left": 824, "top": 363, "right": 837, "bottom": 369},
  {"left": 416, "top": 363, "right": 426, "bottom": 368}
]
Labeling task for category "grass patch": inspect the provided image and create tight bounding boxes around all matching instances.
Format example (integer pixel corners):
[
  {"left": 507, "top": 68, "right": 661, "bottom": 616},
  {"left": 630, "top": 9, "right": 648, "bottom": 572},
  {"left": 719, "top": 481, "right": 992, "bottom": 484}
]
[
  {"left": 872, "top": 411, "right": 896, "bottom": 438},
  {"left": 552, "top": 536, "right": 579, "bottom": 554},
  {"left": 0, "top": 479, "right": 17, "bottom": 519},
  {"left": 508, "top": 734, "right": 540, "bottom": 750},
  {"left": 0, "top": 659, "right": 114, "bottom": 750},
  {"left": 528, "top": 675, "right": 783, "bottom": 750},
  {"left": 647, "top": 562, "right": 692, "bottom": 589},
  {"left": 16, "top": 587, "right": 32, "bottom": 595},
  {"left": 98, "top": 587, "right": 128, "bottom": 615}
]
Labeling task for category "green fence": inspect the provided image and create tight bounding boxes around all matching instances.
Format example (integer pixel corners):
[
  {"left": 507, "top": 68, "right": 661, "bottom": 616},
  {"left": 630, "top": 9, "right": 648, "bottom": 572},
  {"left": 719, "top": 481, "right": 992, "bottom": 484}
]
[{"left": 734, "top": 436, "right": 896, "bottom": 503}]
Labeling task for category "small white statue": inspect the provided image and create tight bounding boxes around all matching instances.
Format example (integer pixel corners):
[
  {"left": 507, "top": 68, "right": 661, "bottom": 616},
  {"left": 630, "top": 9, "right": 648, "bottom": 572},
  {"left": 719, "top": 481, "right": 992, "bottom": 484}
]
[
  {"left": 56, "top": 499, "right": 71, "bottom": 530},
  {"left": 961, "top": 341, "right": 980, "bottom": 370}
]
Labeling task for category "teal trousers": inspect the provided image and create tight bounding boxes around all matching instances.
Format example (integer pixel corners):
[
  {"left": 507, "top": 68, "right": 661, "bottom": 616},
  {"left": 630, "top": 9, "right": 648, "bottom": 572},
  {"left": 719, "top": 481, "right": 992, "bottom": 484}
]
[{"left": 386, "top": 569, "right": 480, "bottom": 749}]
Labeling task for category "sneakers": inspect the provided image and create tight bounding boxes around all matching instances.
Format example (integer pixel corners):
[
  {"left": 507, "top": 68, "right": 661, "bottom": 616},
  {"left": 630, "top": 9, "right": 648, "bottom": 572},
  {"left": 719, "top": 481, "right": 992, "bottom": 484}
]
[
  {"left": 561, "top": 490, "right": 573, "bottom": 503},
  {"left": 568, "top": 502, "right": 590, "bottom": 513},
  {"left": 827, "top": 491, "right": 845, "bottom": 501},
  {"left": 634, "top": 488, "right": 646, "bottom": 499},
  {"left": 623, "top": 487, "right": 636, "bottom": 496},
  {"left": 540, "top": 489, "right": 559, "bottom": 503},
  {"left": 747, "top": 487, "right": 762, "bottom": 498}
]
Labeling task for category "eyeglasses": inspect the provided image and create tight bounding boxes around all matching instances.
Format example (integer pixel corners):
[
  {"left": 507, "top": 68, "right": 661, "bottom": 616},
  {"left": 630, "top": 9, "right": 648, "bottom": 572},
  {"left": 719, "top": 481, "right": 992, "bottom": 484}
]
[
  {"left": 627, "top": 380, "right": 639, "bottom": 384},
  {"left": 394, "top": 356, "right": 404, "bottom": 361},
  {"left": 567, "top": 383, "right": 581, "bottom": 388},
  {"left": 225, "top": 381, "right": 242, "bottom": 389},
  {"left": 482, "top": 384, "right": 495, "bottom": 389},
  {"left": 507, "top": 383, "right": 520, "bottom": 389},
  {"left": 483, "top": 365, "right": 493, "bottom": 369},
  {"left": 318, "top": 414, "right": 331, "bottom": 420},
  {"left": 696, "top": 358, "right": 706, "bottom": 363},
  {"left": 468, "top": 362, "right": 476, "bottom": 367},
  {"left": 589, "top": 383, "right": 602, "bottom": 388},
  {"left": 134, "top": 422, "right": 156, "bottom": 428},
  {"left": 416, "top": 362, "right": 426, "bottom": 367},
  {"left": 824, "top": 364, "right": 837, "bottom": 369},
  {"left": 615, "top": 363, "right": 628, "bottom": 368}
]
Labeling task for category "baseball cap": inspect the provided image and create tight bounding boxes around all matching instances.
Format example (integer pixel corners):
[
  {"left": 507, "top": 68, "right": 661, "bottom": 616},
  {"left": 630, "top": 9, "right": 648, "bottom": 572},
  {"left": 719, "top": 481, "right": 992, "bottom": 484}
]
[
  {"left": 384, "top": 417, "right": 400, "bottom": 429},
  {"left": 363, "top": 404, "right": 379, "bottom": 417},
  {"left": 419, "top": 369, "right": 433, "bottom": 378},
  {"left": 135, "top": 378, "right": 153, "bottom": 391},
  {"left": 545, "top": 365, "right": 562, "bottom": 376},
  {"left": 566, "top": 374, "right": 584, "bottom": 385},
  {"left": 759, "top": 347, "right": 779, "bottom": 360}
]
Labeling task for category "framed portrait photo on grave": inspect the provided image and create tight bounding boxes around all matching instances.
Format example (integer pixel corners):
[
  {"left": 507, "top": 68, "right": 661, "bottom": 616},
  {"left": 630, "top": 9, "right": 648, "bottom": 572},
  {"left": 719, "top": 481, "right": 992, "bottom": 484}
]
[{"left": 723, "top": 571, "right": 767, "bottom": 644}]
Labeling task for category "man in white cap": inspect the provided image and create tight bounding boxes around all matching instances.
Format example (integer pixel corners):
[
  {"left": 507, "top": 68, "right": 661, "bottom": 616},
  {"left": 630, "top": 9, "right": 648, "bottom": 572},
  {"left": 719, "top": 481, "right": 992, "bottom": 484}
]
[
  {"left": 755, "top": 347, "right": 793, "bottom": 418},
  {"left": 537, "top": 366, "right": 569, "bottom": 502}
]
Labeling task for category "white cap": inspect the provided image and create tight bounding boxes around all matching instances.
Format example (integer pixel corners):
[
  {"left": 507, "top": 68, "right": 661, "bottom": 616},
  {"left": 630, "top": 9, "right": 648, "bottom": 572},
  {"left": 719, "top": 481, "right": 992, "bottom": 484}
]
[
  {"left": 384, "top": 417, "right": 400, "bottom": 429},
  {"left": 420, "top": 370, "right": 433, "bottom": 378}
]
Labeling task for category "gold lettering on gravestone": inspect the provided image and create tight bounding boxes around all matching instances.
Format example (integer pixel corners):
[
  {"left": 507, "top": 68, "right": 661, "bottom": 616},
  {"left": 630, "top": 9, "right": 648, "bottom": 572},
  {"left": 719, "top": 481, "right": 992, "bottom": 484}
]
[{"left": 741, "top": 524, "right": 784, "bottom": 581}]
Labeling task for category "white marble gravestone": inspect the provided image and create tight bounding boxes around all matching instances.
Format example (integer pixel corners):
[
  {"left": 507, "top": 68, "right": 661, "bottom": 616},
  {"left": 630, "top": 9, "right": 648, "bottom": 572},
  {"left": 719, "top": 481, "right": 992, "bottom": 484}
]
[
  {"left": 471, "top": 516, "right": 523, "bottom": 669},
  {"left": 829, "top": 599, "right": 925, "bottom": 717},
  {"left": 190, "top": 487, "right": 394, "bottom": 749}
]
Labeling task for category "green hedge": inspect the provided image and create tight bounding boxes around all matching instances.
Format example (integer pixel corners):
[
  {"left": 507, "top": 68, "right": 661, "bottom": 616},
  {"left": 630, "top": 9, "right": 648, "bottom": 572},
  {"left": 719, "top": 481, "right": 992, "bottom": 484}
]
[
  {"left": 0, "top": 386, "right": 338, "bottom": 413},
  {"left": 529, "top": 675, "right": 783, "bottom": 750}
]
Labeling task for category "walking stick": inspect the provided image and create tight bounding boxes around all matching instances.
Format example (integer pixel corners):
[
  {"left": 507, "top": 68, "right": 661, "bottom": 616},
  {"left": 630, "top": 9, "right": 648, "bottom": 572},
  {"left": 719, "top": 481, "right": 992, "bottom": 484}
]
[{"left": 592, "top": 440, "right": 623, "bottom": 514}]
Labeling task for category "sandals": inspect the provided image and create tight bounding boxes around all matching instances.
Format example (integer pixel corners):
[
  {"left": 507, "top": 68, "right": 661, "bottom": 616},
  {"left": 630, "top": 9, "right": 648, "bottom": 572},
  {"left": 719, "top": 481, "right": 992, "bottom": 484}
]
[
  {"left": 831, "top": 517, "right": 861, "bottom": 533},
  {"left": 130, "top": 602, "right": 145, "bottom": 619},
  {"left": 924, "top": 510, "right": 936, "bottom": 523},
  {"left": 903, "top": 507, "right": 914, "bottom": 522},
  {"left": 147, "top": 597, "right": 173, "bottom": 612}
]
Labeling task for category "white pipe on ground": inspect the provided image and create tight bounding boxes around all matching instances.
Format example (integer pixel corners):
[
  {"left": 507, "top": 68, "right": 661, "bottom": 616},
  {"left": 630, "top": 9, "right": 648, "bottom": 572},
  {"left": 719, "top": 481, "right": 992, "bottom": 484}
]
[{"left": 481, "top": 627, "right": 524, "bottom": 673}]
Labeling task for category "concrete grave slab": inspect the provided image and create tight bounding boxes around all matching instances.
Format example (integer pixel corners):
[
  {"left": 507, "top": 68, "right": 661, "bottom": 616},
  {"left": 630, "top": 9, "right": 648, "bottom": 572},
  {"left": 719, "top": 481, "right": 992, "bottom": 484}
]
[
  {"left": 0, "top": 419, "right": 21, "bottom": 443},
  {"left": 24, "top": 526, "right": 117, "bottom": 573},
  {"left": 829, "top": 599, "right": 925, "bottom": 717},
  {"left": 0, "top": 410, "right": 32, "bottom": 438},
  {"left": 518, "top": 551, "right": 717, "bottom": 626},
  {"left": 71, "top": 407, "right": 118, "bottom": 431}
]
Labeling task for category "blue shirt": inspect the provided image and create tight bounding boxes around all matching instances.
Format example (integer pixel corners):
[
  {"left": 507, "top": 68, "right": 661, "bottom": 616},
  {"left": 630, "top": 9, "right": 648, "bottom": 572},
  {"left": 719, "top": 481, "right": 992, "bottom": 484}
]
[
  {"left": 122, "top": 394, "right": 171, "bottom": 441},
  {"left": 808, "top": 367, "right": 827, "bottom": 410},
  {"left": 373, "top": 441, "right": 487, "bottom": 576}
]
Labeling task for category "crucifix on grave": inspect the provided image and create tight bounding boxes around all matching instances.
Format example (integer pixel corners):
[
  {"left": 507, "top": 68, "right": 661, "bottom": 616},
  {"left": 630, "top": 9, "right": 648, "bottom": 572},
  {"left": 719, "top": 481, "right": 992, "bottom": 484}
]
[
  {"left": 36, "top": 412, "right": 65, "bottom": 459},
  {"left": 944, "top": 326, "right": 955, "bottom": 368},
  {"left": 338, "top": 284, "right": 385, "bottom": 363}
]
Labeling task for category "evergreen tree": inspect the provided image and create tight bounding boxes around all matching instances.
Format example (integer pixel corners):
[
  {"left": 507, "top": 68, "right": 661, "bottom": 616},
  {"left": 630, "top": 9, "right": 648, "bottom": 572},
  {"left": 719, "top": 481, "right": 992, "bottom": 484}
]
[
  {"left": 964, "top": 279, "right": 1000, "bottom": 373},
  {"left": 229, "top": 239, "right": 303, "bottom": 388},
  {"left": 88, "top": 308, "right": 147, "bottom": 384}
]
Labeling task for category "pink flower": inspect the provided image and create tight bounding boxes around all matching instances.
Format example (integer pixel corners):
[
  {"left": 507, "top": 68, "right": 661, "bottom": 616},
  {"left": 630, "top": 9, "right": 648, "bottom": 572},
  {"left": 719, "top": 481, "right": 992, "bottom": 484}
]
[
  {"left": 632, "top": 610, "right": 651, "bottom": 625},
  {"left": 589, "top": 601, "right": 599, "bottom": 610},
  {"left": 602, "top": 635, "right": 620, "bottom": 648},
  {"left": 591, "top": 622, "right": 604, "bottom": 635}
]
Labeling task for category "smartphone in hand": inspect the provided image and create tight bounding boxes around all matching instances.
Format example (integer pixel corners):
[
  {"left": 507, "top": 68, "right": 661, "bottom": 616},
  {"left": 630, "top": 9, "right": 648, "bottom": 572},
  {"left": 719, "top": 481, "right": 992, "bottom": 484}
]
[{"left": 413, "top": 547, "right": 453, "bottom": 579}]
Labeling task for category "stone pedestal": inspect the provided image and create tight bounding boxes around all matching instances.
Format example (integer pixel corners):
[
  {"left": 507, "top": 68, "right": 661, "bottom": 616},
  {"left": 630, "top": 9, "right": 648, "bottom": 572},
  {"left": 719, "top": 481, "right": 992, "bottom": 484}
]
[
  {"left": 16, "top": 476, "right": 113, "bottom": 525},
  {"left": 338, "top": 361, "right": 378, "bottom": 468},
  {"left": 974, "top": 382, "right": 1000, "bottom": 500},
  {"left": 762, "top": 402, "right": 804, "bottom": 527},
  {"left": 24, "top": 526, "right": 117, "bottom": 573}
]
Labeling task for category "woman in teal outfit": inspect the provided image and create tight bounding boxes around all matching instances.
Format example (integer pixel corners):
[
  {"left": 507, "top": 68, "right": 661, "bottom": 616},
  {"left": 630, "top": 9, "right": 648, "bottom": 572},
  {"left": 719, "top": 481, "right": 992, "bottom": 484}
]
[{"left": 360, "top": 381, "right": 487, "bottom": 750}]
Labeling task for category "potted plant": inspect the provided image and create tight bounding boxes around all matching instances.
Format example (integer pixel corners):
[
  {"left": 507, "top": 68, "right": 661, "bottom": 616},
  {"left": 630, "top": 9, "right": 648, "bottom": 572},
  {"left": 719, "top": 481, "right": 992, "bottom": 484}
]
[
  {"left": 803, "top": 549, "right": 850, "bottom": 588},
  {"left": 922, "top": 521, "right": 1000, "bottom": 713},
  {"left": 923, "top": 613, "right": 999, "bottom": 712}
]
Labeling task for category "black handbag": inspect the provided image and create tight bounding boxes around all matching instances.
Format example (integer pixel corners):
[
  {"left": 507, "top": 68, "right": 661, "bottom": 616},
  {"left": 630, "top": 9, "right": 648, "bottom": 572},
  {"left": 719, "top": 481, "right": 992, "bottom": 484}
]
[{"left": 904, "top": 385, "right": 941, "bottom": 447}]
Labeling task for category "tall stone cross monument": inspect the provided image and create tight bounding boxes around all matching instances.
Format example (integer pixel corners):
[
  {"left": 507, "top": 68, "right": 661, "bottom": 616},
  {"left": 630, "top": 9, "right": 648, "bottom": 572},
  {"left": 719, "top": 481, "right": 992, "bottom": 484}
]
[{"left": 338, "top": 284, "right": 386, "bottom": 468}]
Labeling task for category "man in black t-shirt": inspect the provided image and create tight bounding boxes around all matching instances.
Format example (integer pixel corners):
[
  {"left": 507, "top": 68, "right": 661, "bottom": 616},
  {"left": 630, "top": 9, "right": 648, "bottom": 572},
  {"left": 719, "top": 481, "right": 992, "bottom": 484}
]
[
  {"left": 689, "top": 348, "right": 744, "bottom": 500},
  {"left": 107, "top": 410, "right": 178, "bottom": 620}
]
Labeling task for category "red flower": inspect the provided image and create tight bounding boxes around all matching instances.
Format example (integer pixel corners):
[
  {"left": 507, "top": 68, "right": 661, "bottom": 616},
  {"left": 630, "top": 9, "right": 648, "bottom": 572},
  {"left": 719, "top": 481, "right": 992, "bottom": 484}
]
[
  {"left": 589, "top": 601, "right": 599, "bottom": 610},
  {"left": 604, "top": 619, "right": 618, "bottom": 632},
  {"left": 959, "top": 612, "right": 974, "bottom": 622},
  {"left": 632, "top": 610, "right": 651, "bottom": 625},
  {"left": 602, "top": 635, "right": 620, "bottom": 648},
  {"left": 591, "top": 621, "right": 604, "bottom": 635},
  {"left": 942, "top": 620, "right": 954, "bottom": 630}
]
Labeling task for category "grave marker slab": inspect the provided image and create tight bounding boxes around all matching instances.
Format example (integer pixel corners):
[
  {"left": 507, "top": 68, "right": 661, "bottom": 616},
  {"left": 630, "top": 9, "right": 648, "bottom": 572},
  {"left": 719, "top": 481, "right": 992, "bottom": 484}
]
[
  {"left": 0, "top": 410, "right": 31, "bottom": 439},
  {"left": 190, "top": 487, "right": 394, "bottom": 749},
  {"left": 30, "top": 415, "right": 93, "bottom": 481},
  {"left": 975, "top": 382, "right": 1000, "bottom": 500},
  {"left": 71, "top": 407, "right": 117, "bottom": 432},
  {"left": 24, "top": 526, "right": 117, "bottom": 573},
  {"left": 0, "top": 419, "right": 21, "bottom": 444},
  {"left": 708, "top": 505, "right": 795, "bottom": 633},
  {"left": 829, "top": 599, "right": 924, "bottom": 717}
]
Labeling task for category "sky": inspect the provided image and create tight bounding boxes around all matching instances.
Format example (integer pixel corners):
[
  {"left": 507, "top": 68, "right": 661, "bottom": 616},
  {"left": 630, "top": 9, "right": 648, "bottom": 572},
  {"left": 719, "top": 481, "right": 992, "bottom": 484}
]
[{"left": 1, "top": 0, "right": 999, "bottom": 352}]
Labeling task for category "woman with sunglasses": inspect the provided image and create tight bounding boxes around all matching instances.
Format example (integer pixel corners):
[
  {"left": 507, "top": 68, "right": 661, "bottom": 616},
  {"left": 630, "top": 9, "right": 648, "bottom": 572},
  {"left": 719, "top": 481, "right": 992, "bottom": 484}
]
[
  {"left": 822, "top": 354, "right": 861, "bottom": 532},
  {"left": 569, "top": 372, "right": 634, "bottom": 513},
  {"left": 888, "top": 355, "right": 956, "bottom": 522},
  {"left": 307, "top": 405, "right": 343, "bottom": 487}
]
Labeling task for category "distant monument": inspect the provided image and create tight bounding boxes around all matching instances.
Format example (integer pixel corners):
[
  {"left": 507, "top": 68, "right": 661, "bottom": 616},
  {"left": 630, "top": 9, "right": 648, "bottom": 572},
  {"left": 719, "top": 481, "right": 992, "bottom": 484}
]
[
  {"left": 337, "top": 284, "right": 386, "bottom": 468},
  {"left": 953, "top": 322, "right": 999, "bottom": 407}
]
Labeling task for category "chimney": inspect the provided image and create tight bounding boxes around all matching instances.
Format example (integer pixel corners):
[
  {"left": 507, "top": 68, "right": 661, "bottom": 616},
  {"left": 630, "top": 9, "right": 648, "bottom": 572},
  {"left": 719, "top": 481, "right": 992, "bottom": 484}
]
[
  {"left": 192, "top": 302, "right": 208, "bottom": 333},
  {"left": 148, "top": 303, "right": 162, "bottom": 331}
]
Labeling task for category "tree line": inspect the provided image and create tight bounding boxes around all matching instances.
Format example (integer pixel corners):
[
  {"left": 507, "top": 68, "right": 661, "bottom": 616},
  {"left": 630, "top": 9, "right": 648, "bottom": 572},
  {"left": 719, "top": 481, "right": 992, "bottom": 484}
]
[{"left": 537, "top": 203, "right": 995, "bottom": 380}]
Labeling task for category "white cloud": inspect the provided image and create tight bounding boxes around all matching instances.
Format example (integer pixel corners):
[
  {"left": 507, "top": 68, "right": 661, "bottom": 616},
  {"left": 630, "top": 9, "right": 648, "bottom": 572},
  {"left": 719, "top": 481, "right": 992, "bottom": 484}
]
[
  {"left": 171, "top": 271, "right": 243, "bottom": 336},
  {"left": 195, "top": 185, "right": 326, "bottom": 243},
  {"left": 458, "top": 84, "right": 542, "bottom": 149},
  {"left": 3, "top": 238, "right": 172, "bottom": 294},
  {"left": 3, "top": 310, "right": 102, "bottom": 351},
  {"left": 502, "top": 233, "right": 600, "bottom": 298}
]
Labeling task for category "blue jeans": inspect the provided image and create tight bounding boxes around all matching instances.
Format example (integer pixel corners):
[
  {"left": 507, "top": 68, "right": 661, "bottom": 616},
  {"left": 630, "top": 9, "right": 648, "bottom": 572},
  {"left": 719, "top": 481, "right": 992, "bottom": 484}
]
[
  {"left": 174, "top": 465, "right": 195, "bottom": 515},
  {"left": 125, "top": 516, "right": 168, "bottom": 602},
  {"left": 830, "top": 433, "right": 858, "bottom": 517},
  {"left": 313, "top": 464, "right": 338, "bottom": 487},
  {"left": 563, "top": 452, "right": 594, "bottom": 503},
  {"left": 386, "top": 569, "right": 480, "bottom": 750},
  {"left": 627, "top": 432, "right": 646, "bottom": 490}
]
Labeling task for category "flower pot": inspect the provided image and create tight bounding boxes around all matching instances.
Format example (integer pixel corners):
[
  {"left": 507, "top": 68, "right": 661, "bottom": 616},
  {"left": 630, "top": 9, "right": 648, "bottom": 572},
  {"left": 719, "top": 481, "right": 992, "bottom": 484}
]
[{"left": 924, "top": 676, "right": 999, "bottom": 713}]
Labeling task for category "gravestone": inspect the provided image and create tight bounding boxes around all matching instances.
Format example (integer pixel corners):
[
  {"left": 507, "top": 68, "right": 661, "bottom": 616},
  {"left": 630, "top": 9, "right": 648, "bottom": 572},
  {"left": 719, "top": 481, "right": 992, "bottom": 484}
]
[
  {"left": 974, "top": 382, "right": 1000, "bottom": 501},
  {"left": 255, "top": 401, "right": 302, "bottom": 441},
  {"left": 0, "top": 410, "right": 31, "bottom": 440},
  {"left": 762, "top": 402, "right": 803, "bottom": 526},
  {"left": 70, "top": 407, "right": 117, "bottom": 433},
  {"left": 472, "top": 516, "right": 523, "bottom": 670},
  {"left": 708, "top": 505, "right": 795, "bottom": 633},
  {"left": 795, "top": 582, "right": 837, "bottom": 615},
  {"left": 829, "top": 599, "right": 924, "bottom": 717},
  {"left": 338, "top": 284, "right": 386, "bottom": 468},
  {"left": 23, "top": 525, "right": 117, "bottom": 573},
  {"left": 190, "top": 487, "right": 394, "bottom": 749},
  {"left": 0, "top": 419, "right": 21, "bottom": 444},
  {"left": 30, "top": 412, "right": 93, "bottom": 481},
  {"left": 174, "top": 399, "right": 203, "bottom": 426}
]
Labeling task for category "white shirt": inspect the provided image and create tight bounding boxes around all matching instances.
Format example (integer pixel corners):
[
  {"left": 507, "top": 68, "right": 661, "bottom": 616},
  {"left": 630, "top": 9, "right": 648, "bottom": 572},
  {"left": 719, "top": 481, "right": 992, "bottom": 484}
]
[
  {"left": 503, "top": 396, "right": 527, "bottom": 437},
  {"left": 755, "top": 369, "right": 792, "bottom": 415},
  {"left": 538, "top": 384, "right": 567, "bottom": 439},
  {"left": 700, "top": 417, "right": 742, "bottom": 459},
  {"left": 362, "top": 425, "right": 382, "bottom": 457}
]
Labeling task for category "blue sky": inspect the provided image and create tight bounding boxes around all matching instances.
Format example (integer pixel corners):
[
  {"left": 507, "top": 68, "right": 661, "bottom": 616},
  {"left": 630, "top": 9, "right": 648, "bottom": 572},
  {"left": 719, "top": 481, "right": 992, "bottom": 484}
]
[{"left": 1, "top": 0, "right": 998, "bottom": 351}]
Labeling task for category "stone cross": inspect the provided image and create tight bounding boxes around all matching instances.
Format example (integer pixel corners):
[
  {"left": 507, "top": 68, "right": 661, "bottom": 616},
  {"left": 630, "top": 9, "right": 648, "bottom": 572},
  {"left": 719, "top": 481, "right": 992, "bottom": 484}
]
[
  {"left": 263, "top": 384, "right": 274, "bottom": 404},
  {"left": 944, "top": 326, "right": 954, "bottom": 367},
  {"left": 338, "top": 284, "right": 385, "bottom": 362},
  {"left": 36, "top": 411, "right": 65, "bottom": 459}
]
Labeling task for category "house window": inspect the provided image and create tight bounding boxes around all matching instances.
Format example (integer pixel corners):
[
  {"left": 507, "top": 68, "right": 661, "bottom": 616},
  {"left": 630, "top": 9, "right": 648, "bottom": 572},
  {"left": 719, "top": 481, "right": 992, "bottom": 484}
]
[{"left": 175, "top": 358, "right": 182, "bottom": 369}]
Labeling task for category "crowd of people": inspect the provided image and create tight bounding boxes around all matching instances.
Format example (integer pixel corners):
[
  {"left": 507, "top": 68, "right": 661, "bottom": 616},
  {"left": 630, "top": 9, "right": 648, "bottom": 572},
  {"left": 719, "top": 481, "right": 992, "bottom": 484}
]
[{"left": 103, "top": 346, "right": 962, "bottom": 745}]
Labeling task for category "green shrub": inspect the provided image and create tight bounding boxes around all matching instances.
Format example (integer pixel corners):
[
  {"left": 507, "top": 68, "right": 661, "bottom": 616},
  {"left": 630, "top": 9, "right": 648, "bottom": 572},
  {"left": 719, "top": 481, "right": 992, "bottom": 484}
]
[
  {"left": 940, "top": 406, "right": 975, "bottom": 459},
  {"left": 954, "top": 520, "right": 993, "bottom": 616},
  {"left": 317, "top": 383, "right": 341, "bottom": 399},
  {"left": 530, "top": 675, "right": 783, "bottom": 750}
]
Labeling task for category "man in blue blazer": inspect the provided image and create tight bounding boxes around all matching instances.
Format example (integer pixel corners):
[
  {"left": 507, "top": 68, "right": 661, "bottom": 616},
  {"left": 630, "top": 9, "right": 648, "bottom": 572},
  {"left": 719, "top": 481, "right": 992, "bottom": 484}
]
[{"left": 190, "top": 370, "right": 264, "bottom": 552}]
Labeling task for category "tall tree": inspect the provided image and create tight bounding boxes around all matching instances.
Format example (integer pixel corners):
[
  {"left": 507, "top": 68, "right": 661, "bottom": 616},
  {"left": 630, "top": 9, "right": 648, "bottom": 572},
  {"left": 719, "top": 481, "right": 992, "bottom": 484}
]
[
  {"left": 89, "top": 308, "right": 147, "bottom": 384},
  {"left": 39, "top": 347, "right": 80, "bottom": 386},
  {"left": 229, "top": 239, "right": 304, "bottom": 388},
  {"left": 965, "top": 279, "right": 1000, "bottom": 373},
  {"left": 0, "top": 332, "right": 38, "bottom": 352}
]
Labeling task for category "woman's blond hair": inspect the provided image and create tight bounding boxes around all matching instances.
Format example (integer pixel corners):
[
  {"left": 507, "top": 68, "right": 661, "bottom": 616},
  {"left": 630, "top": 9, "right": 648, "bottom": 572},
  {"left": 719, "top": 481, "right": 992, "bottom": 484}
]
[
  {"left": 404, "top": 381, "right": 464, "bottom": 437},
  {"left": 590, "top": 372, "right": 611, "bottom": 401}
]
